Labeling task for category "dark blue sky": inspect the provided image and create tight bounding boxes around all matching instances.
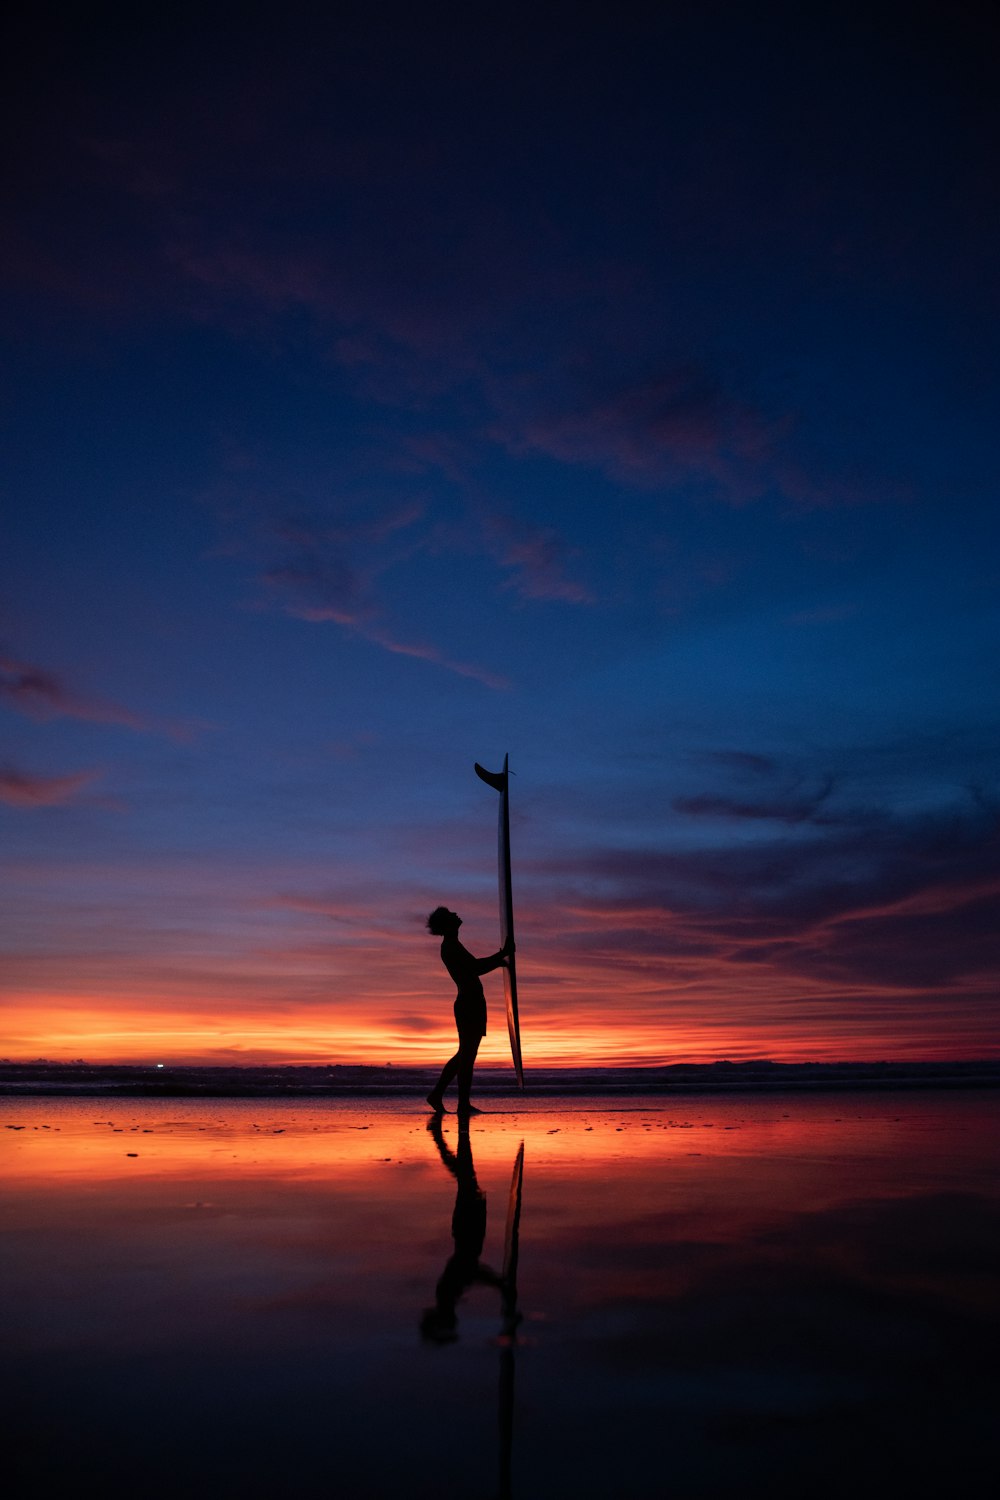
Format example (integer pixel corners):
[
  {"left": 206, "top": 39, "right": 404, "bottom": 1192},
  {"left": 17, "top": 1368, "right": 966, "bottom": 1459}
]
[{"left": 2, "top": 2, "right": 998, "bottom": 1063}]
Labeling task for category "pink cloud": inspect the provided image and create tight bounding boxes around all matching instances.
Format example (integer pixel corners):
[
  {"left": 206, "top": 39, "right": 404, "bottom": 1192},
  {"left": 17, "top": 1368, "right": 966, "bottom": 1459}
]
[
  {"left": 499, "top": 365, "right": 871, "bottom": 510},
  {"left": 0, "top": 652, "right": 202, "bottom": 741},
  {"left": 362, "top": 626, "right": 509, "bottom": 689},
  {"left": 508, "top": 367, "right": 781, "bottom": 502},
  {"left": 482, "top": 513, "right": 593, "bottom": 604},
  {"left": 260, "top": 512, "right": 508, "bottom": 688},
  {"left": 0, "top": 653, "right": 148, "bottom": 730},
  {"left": 283, "top": 599, "right": 508, "bottom": 689},
  {"left": 0, "top": 765, "right": 97, "bottom": 808}
]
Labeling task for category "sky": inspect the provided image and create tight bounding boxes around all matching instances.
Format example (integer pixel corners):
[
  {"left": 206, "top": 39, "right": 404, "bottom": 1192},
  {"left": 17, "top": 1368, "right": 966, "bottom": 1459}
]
[{"left": 2, "top": 1, "right": 999, "bottom": 1067}]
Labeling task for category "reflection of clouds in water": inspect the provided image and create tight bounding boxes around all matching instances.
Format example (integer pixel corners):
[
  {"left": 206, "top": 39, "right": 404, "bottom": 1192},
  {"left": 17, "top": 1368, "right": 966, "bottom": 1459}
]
[
  {"left": 3, "top": 1095, "right": 997, "bottom": 1497},
  {"left": 520, "top": 1189, "right": 1000, "bottom": 1497}
]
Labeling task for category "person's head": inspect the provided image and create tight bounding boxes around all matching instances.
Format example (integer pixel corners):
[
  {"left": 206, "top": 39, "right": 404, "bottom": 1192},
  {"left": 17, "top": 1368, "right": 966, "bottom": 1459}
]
[{"left": 426, "top": 906, "right": 461, "bottom": 937}]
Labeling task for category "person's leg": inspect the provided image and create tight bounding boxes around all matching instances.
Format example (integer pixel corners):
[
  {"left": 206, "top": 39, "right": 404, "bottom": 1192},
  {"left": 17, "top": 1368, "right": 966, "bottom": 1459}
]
[
  {"left": 456, "top": 1033, "right": 482, "bottom": 1114},
  {"left": 427, "top": 1052, "right": 459, "bottom": 1109}
]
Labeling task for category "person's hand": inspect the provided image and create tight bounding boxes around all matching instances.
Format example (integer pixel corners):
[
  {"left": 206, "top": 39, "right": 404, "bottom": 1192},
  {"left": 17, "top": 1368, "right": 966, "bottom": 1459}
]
[{"left": 502, "top": 936, "right": 516, "bottom": 960}]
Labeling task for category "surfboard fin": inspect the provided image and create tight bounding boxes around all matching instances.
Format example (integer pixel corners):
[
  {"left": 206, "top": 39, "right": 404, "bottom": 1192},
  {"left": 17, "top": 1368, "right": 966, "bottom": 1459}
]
[{"left": 474, "top": 762, "right": 506, "bottom": 792}]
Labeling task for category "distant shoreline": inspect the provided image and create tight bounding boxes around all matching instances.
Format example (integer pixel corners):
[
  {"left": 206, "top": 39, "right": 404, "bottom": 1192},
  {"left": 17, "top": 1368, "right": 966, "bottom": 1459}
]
[{"left": 2, "top": 1060, "right": 998, "bottom": 1098}]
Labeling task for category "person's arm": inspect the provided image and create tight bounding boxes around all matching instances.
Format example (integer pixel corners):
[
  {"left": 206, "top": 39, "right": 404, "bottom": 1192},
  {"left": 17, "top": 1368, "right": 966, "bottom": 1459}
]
[{"left": 473, "top": 936, "right": 515, "bottom": 976}]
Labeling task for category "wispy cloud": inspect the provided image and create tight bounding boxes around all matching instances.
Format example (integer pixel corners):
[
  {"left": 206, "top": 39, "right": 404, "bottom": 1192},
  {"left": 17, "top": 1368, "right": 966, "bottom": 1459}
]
[
  {"left": 482, "top": 513, "right": 593, "bottom": 604},
  {"left": 0, "top": 652, "right": 201, "bottom": 740},
  {"left": 0, "top": 765, "right": 97, "bottom": 808},
  {"left": 259, "top": 509, "right": 508, "bottom": 688},
  {"left": 509, "top": 366, "right": 781, "bottom": 502},
  {"left": 359, "top": 626, "right": 509, "bottom": 689},
  {"left": 402, "top": 435, "right": 596, "bottom": 607},
  {"left": 675, "top": 775, "right": 835, "bottom": 825},
  {"left": 500, "top": 363, "right": 869, "bottom": 510},
  {"left": 0, "top": 653, "right": 148, "bottom": 730}
]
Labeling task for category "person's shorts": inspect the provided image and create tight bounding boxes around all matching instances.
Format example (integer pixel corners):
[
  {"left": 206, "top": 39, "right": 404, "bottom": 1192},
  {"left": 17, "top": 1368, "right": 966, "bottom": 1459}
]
[{"left": 454, "top": 993, "right": 487, "bottom": 1039}]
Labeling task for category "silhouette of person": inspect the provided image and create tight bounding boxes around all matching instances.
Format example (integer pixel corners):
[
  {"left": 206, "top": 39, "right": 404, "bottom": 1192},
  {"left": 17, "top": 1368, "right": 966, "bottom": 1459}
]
[
  {"left": 425, "top": 907, "right": 512, "bottom": 1115},
  {"left": 420, "top": 1114, "right": 503, "bottom": 1343}
]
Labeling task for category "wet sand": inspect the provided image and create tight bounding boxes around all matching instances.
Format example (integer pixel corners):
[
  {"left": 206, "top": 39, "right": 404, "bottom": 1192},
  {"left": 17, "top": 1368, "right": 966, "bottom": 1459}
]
[{"left": 3, "top": 1091, "right": 998, "bottom": 1498}]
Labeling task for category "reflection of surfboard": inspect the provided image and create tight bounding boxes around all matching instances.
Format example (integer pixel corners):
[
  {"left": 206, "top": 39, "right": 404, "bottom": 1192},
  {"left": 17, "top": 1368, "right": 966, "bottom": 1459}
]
[
  {"left": 498, "top": 1142, "right": 524, "bottom": 1500},
  {"left": 475, "top": 756, "right": 524, "bottom": 1089},
  {"left": 502, "top": 1141, "right": 524, "bottom": 1284}
]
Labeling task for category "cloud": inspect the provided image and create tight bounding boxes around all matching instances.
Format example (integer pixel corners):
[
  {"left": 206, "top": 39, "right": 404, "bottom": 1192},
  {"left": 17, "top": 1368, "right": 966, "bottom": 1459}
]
[
  {"left": 0, "top": 765, "right": 97, "bottom": 808},
  {"left": 566, "top": 794, "right": 997, "bottom": 923},
  {"left": 528, "top": 787, "right": 1000, "bottom": 1004},
  {"left": 400, "top": 437, "right": 596, "bottom": 607},
  {"left": 259, "top": 509, "right": 508, "bottom": 688},
  {"left": 509, "top": 366, "right": 784, "bottom": 502},
  {"left": 482, "top": 513, "right": 593, "bottom": 603},
  {"left": 804, "top": 874, "right": 1000, "bottom": 989},
  {"left": 359, "top": 627, "right": 509, "bottom": 688},
  {"left": 388, "top": 1014, "right": 439, "bottom": 1033},
  {"left": 0, "top": 653, "right": 148, "bottom": 730},
  {"left": 274, "top": 585, "right": 509, "bottom": 689},
  {"left": 674, "top": 775, "right": 835, "bottom": 825},
  {"left": 500, "top": 364, "right": 872, "bottom": 510},
  {"left": 0, "top": 652, "right": 201, "bottom": 740}
]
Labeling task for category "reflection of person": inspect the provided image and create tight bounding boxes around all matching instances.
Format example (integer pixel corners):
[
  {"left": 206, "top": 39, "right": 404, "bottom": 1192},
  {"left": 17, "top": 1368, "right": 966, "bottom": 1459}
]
[
  {"left": 425, "top": 907, "right": 512, "bottom": 1115},
  {"left": 420, "top": 1114, "right": 502, "bottom": 1343}
]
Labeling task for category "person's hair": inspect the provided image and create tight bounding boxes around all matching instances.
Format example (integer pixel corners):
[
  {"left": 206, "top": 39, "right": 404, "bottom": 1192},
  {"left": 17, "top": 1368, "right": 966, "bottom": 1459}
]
[{"left": 426, "top": 906, "right": 453, "bottom": 936}]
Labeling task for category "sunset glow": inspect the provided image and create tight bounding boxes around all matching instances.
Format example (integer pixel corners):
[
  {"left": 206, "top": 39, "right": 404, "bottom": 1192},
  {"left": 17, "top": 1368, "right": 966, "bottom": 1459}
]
[{"left": 3, "top": 6, "right": 999, "bottom": 1069}]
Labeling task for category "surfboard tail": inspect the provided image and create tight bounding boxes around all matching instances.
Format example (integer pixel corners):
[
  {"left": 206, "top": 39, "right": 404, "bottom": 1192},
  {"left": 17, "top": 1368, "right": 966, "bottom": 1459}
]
[{"left": 505, "top": 965, "right": 524, "bottom": 1089}]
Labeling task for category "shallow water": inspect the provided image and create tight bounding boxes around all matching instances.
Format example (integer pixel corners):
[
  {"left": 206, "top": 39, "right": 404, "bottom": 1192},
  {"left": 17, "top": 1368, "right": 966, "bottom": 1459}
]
[{"left": 3, "top": 1091, "right": 998, "bottom": 1498}]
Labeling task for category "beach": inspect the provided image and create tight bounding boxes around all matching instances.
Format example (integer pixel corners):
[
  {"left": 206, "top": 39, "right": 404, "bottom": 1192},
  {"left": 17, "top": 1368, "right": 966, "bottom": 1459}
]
[{"left": 3, "top": 1088, "right": 998, "bottom": 1498}]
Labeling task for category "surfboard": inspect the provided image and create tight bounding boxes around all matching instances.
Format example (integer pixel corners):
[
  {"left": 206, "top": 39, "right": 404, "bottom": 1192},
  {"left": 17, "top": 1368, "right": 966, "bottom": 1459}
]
[{"left": 474, "top": 755, "right": 524, "bottom": 1089}]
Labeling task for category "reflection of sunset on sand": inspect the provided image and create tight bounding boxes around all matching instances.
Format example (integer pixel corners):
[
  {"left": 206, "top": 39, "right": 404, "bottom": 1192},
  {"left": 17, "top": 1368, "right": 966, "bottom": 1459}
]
[
  {"left": 5, "top": 1091, "right": 999, "bottom": 1496},
  {"left": 4, "top": 1093, "right": 978, "bottom": 1183}
]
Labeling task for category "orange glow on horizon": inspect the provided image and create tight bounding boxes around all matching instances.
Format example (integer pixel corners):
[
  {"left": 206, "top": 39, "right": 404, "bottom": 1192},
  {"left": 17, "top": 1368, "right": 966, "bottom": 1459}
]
[
  {"left": 4, "top": 865, "right": 997, "bottom": 1068},
  {"left": 4, "top": 990, "right": 997, "bottom": 1068}
]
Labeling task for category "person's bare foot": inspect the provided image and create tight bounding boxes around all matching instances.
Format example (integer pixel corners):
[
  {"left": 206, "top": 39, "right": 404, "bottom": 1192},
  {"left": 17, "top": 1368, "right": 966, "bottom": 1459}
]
[
  {"left": 457, "top": 1103, "right": 482, "bottom": 1116},
  {"left": 426, "top": 1093, "right": 445, "bottom": 1112}
]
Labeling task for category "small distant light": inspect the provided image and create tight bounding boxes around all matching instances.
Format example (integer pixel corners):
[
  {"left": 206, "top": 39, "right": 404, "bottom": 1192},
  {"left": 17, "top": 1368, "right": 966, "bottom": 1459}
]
[{"left": 156, "top": 1063, "right": 165, "bottom": 1069}]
